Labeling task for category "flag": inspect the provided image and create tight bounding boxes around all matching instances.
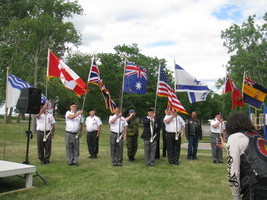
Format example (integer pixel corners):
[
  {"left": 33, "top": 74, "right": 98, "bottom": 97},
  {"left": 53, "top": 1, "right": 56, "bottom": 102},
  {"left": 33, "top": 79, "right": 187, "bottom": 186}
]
[
  {"left": 47, "top": 50, "right": 87, "bottom": 96},
  {"left": 87, "top": 57, "right": 117, "bottom": 113},
  {"left": 123, "top": 62, "right": 147, "bottom": 94},
  {"left": 6, "top": 74, "right": 46, "bottom": 108},
  {"left": 242, "top": 73, "right": 267, "bottom": 109},
  {"left": 100, "top": 85, "right": 117, "bottom": 113},
  {"left": 157, "top": 66, "right": 188, "bottom": 114},
  {"left": 224, "top": 74, "right": 244, "bottom": 109},
  {"left": 188, "top": 91, "right": 209, "bottom": 103},
  {"left": 175, "top": 64, "right": 209, "bottom": 92},
  {"left": 88, "top": 58, "right": 102, "bottom": 85}
]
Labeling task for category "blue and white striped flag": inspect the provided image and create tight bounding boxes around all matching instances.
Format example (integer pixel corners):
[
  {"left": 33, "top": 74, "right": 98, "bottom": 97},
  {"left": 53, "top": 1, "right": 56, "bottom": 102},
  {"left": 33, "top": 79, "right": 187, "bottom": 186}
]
[
  {"left": 175, "top": 64, "right": 210, "bottom": 103},
  {"left": 6, "top": 74, "right": 46, "bottom": 108}
]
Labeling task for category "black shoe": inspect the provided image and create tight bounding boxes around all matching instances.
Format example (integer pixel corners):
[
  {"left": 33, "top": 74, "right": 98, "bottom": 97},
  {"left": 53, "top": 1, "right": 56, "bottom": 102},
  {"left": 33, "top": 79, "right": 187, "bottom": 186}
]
[
  {"left": 40, "top": 161, "right": 46, "bottom": 165},
  {"left": 162, "top": 152, "right": 166, "bottom": 157},
  {"left": 89, "top": 155, "right": 94, "bottom": 159},
  {"left": 213, "top": 160, "right": 217, "bottom": 164},
  {"left": 150, "top": 163, "right": 155, "bottom": 167},
  {"left": 117, "top": 163, "right": 122, "bottom": 167},
  {"left": 94, "top": 155, "right": 97, "bottom": 159},
  {"left": 113, "top": 163, "right": 118, "bottom": 166},
  {"left": 73, "top": 163, "right": 79, "bottom": 166},
  {"left": 173, "top": 161, "right": 179, "bottom": 165},
  {"left": 218, "top": 161, "right": 224, "bottom": 164},
  {"left": 68, "top": 163, "right": 73, "bottom": 166}
]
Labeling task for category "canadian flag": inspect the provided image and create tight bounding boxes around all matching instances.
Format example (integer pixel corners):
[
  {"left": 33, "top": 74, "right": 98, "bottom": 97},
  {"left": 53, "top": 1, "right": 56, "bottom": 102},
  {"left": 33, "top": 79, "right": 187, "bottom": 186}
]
[{"left": 47, "top": 50, "right": 87, "bottom": 96}]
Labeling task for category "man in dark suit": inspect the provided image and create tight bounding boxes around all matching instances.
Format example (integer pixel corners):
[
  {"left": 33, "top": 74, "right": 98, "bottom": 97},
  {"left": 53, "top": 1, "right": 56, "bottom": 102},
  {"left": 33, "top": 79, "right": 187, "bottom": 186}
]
[{"left": 141, "top": 107, "right": 161, "bottom": 166}]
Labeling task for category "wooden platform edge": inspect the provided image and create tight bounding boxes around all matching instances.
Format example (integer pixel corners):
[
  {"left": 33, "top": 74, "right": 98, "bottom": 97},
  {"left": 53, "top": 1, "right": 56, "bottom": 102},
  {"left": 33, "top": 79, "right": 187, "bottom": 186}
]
[{"left": 0, "top": 186, "right": 35, "bottom": 196}]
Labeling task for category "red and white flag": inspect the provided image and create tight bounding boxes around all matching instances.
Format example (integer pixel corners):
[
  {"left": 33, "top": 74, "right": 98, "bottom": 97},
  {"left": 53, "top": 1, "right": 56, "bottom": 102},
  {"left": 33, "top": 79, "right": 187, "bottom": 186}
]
[
  {"left": 157, "top": 66, "right": 188, "bottom": 114},
  {"left": 47, "top": 50, "right": 87, "bottom": 96},
  {"left": 224, "top": 74, "right": 244, "bottom": 109}
]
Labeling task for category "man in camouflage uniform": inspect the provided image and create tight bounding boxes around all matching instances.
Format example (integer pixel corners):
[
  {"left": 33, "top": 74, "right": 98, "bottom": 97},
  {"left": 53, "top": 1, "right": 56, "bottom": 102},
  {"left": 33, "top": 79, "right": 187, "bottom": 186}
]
[{"left": 126, "top": 109, "right": 139, "bottom": 162}]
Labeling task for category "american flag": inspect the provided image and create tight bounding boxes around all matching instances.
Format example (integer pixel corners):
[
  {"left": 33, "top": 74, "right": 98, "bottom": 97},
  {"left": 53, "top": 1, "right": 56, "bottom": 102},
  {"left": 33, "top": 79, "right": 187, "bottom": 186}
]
[{"left": 157, "top": 66, "right": 188, "bottom": 114}]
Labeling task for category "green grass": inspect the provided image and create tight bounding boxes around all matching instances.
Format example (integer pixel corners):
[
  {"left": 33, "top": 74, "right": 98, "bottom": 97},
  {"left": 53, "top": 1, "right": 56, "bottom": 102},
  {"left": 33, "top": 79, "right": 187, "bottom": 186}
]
[{"left": 0, "top": 121, "right": 232, "bottom": 200}]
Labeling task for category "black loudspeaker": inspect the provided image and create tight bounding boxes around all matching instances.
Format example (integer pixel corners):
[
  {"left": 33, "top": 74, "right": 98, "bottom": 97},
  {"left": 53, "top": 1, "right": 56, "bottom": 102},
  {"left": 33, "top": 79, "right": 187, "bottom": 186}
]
[{"left": 16, "top": 88, "right": 41, "bottom": 114}]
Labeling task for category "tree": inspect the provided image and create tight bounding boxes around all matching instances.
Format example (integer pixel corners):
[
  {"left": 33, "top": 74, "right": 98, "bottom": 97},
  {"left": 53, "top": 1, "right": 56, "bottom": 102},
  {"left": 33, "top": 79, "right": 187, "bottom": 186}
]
[
  {"left": 220, "top": 13, "right": 267, "bottom": 88},
  {"left": 0, "top": 0, "right": 82, "bottom": 102}
]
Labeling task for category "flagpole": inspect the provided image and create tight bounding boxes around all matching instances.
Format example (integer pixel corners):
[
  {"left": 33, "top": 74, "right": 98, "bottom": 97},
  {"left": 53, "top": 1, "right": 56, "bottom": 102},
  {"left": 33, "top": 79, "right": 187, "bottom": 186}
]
[
  {"left": 154, "top": 62, "right": 161, "bottom": 114},
  {"left": 3, "top": 66, "right": 10, "bottom": 159},
  {"left": 221, "top": 64, "right": 227, "bottom": 117},
  {"left": 116, "top": 58, "right": 127, "bottom": 143},
  {"left": 82, "top": 56, "right": 94, "bottom": 111},
  {"left": 46, "top": 48, "right": 50, "bottom": 101}
]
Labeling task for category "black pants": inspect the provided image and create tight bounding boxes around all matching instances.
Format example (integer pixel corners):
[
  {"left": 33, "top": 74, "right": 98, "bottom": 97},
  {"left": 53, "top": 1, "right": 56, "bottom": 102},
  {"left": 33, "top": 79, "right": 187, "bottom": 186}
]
[
  {"left": 37, "top": 131, "right": 52, "bottom": 162},
  {"left": 242, "top": 183, "right": 267, "bottom": 200},
  {"left": 87, "top": 131, "right": 99, "bottom": 157},
  {"left": 162, "top": 130, "right": 167, "bottom": 156},
  {"left": 155, "top": 138, "right": 160, "bottom": 159},
  {"left": 165, "top": 132, "right": 181, "bottom": 163}
]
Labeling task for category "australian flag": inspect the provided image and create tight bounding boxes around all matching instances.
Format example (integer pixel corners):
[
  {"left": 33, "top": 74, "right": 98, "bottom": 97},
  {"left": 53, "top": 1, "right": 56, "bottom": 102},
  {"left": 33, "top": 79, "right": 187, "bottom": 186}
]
[{"left": 124, "top": 61, "right": 147, "bottom": 94}]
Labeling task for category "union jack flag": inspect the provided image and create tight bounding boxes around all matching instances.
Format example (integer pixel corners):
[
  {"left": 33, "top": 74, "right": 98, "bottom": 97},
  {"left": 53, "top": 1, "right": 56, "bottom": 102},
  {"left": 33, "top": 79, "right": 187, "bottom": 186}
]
[
  {"left": 124, "top": 61, "right": 147, "bottom": 94},
  {"left": 88, "top": 58, "right": 102, "bottom": 85},
  {"left": 87, "top": 57, "right": 117, "bottom": 113}
]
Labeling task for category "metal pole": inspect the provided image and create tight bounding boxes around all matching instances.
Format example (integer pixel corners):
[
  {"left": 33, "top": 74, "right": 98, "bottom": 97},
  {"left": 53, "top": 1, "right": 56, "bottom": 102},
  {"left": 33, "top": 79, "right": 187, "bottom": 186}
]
[
  {"left": 154, "top": 63, "right": 161, "bottom": 114},
  {"left": 263, "top": 103, "right": 267, "bottom": 139}
]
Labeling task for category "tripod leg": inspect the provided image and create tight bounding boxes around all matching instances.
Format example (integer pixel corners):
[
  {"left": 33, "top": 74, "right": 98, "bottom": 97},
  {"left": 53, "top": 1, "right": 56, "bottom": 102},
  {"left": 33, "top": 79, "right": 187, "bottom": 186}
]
[{"left": 35, "top": 170, "right": 49, "bottom": 185}]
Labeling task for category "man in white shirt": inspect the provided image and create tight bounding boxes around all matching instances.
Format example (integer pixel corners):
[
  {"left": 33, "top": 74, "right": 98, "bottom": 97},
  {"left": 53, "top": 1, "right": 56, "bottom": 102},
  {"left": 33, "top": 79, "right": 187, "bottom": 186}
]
[
  {"left": 164, "top": 111, "right": 185, "bottom": 165},
  {"left": 65, "top": 102, "right": 83, "bottom": 166},
  {"left": 109, "top": 108, "right": 127, "bottom": 166},
  {"left": 36, "top": 103, "right": 55, "bottom": 164},
  {"left": 85, "top": 108, "right": 102, "bottom": 159},
  {"left": 210, "top": 112, "right": 225, "bottom": 164}
]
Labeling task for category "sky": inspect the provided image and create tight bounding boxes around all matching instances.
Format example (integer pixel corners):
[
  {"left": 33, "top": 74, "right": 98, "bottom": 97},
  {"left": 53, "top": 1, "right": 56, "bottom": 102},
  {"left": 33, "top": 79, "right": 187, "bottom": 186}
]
[{"left": 70, "top": 0, "right": 266, "bottom": 93}]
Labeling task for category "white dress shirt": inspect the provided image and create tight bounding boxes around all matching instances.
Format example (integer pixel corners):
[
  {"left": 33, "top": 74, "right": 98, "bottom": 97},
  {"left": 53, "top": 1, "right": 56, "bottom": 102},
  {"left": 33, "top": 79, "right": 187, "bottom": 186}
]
[
  {"left": 85, "top": 115, "right": 102, "bottom": 132},
  {"left": 65, "top": 110, "right": 84, "bottom": 133},
  {"left": 164, "top": 115, "right": 185, "bottom": 133},
  {"left": 210, "top": 118, "right": 225, "bottom": 133},
  {"left": 109, "top": 114, "right": 128, "bottom": 134},
  {"left": 36, "top": 113, "right": 55, "bottom": 131}
]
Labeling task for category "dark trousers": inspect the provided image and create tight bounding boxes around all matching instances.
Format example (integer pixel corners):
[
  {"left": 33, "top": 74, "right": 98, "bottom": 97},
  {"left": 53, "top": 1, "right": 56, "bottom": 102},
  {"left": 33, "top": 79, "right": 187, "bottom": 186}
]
[
  {"left": 187, "top": 135, "right": 199, "bottom": 159},
  {"left": 242, "top": 183, "right": 267, "bottom": 200},
  {"left": 127, "top": 135, "right": 138, "bottom": 158},
  {"left": 165, "top": 132, "right": 181, "bottom": 163},
  {"left": 155, "top": 138, "right": 160, "bottom": 159},
  {"left": 210, "top": 132, "right": 223, "bottom": 162},
  {"left": 87, "top": 131, "right": 99, "bottom": 157},
  {"left": 37, "top": 131, "right": 52, "bottom": 162},
  {"left": 162, "top": 130, "right": 167, "bottom": 156}
]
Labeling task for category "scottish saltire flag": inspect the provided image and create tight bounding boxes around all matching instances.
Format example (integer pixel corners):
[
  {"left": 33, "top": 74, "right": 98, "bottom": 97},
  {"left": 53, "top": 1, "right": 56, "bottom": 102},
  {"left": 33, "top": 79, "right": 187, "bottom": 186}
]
[
  {"left": 188, "top": 92, "right": 209, "bottom": 103},
  {"left": 6, "top": 74, "right": 46, "bottom": 108},
  {"left": 242, "top": 72, "right": 267, "bottom": 109},
  {"left": 124, "top": 62, "right": 147, "bottom": 94},
  {"left": 157, "top": 66, "right": 188, "bottom": 114},
  {"left": 175, "top": 64, "right": 209, "bottom": 92}
]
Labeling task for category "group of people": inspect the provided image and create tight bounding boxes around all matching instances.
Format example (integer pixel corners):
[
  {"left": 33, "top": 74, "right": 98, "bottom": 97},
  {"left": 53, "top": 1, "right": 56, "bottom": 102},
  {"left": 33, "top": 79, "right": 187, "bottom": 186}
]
[
  {"left": 35, "top": 102, "right": 203, "bottom": 167},
  {"left": 35, "top": 101, "right": 267, "bottom": 199}
]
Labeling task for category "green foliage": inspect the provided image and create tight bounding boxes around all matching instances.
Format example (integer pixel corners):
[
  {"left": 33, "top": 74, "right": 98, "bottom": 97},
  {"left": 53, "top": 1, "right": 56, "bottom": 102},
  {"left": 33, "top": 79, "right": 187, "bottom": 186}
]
[
  {"left": 0, "top": 122, "right": 232, "bottom": 199},
  {"left": 0, "top": 0, "right": 82, "bottom": 102},
  {"left": 221, "top": 13, "right": 267, "bottom": 88}
]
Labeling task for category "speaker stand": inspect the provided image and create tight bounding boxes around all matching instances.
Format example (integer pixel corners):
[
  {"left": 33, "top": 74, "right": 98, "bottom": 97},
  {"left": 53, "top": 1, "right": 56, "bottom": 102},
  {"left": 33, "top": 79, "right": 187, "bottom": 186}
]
[{"left": 23, "top": 113, "right": 48, "bottom": 185}]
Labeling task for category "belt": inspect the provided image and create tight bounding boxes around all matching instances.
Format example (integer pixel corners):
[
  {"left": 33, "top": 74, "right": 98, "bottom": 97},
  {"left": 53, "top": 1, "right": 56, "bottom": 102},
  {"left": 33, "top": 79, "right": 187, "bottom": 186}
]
[
  {"left": 87, "top": 130, "right": 97, "bottom": 133},
  {"left": 111, "top": 131, "right": 122, "bottom": 135},
  {"left": 166, "top": 132, "right": 176, "bottom": 134},
  {"left": 66, "top": 131, "right": 78, "bottom": 135},
  {"left": 37, "top": 130, "right": 51, "bottom": 133}
]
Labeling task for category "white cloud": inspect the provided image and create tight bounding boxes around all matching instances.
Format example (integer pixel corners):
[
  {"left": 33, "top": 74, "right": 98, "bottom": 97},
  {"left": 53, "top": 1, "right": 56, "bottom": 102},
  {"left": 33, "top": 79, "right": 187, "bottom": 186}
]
[{"left": 71, "top": 0, "right": 267, "bottom": 92}]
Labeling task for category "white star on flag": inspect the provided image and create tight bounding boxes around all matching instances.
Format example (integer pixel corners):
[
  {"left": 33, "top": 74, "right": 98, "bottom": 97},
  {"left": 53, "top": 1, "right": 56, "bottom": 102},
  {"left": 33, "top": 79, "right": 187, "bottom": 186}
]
[{"left": 135, "top": 81, "right": 142, "bottom": 90}]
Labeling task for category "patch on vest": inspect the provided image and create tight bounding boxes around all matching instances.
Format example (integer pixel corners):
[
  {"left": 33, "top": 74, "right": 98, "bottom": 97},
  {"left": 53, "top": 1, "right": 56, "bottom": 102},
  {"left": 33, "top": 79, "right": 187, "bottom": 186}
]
[{"left": 257, "top": 138, "right": 267, "bottom": 158}]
